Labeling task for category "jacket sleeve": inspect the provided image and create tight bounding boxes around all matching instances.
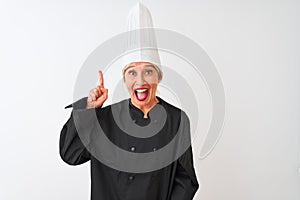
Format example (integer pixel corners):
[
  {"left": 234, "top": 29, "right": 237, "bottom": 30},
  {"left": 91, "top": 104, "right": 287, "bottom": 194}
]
[
  {"left": 170, "top": 146, "right": 199, "bottom": 200},
  {"left": 59, "top": 97, "right": 99, "bottom": 165}
]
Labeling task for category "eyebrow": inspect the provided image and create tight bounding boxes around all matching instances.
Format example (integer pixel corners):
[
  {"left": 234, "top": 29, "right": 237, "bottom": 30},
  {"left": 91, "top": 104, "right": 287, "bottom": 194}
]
[
  {"left": 144, "top": 64, "right": 155, "bottom": 68},
  {"left": 126, "top": 64, "right": 155, "bottom": 70}
]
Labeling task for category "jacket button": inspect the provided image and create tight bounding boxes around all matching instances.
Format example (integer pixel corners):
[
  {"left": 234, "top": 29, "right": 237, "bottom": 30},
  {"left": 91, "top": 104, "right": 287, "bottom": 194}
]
[
  {"left": 128, "top": 175, "right": 134, "bottom": 180},
  {"left": 130, "top": 146, "right": 136, "bottom": 152}
]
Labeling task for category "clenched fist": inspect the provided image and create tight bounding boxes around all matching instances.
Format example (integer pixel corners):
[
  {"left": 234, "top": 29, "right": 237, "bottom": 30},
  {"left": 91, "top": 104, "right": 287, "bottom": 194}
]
[{"left": 86, "top": 70, "right": 108, "bottom": 109}]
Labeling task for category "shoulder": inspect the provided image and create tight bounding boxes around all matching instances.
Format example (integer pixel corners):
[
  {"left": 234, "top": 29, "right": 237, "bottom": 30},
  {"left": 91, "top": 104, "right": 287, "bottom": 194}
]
[
  {"left": 157, "top": 96, "right": 189, "bottom": 118},
  {"left": 157, "top": 96, "right": 179, "bottom": 110}
]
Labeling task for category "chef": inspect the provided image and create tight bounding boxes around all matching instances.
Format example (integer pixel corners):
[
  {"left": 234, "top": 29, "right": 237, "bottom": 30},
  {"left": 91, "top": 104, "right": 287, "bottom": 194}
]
[{"left": 60, "top": 3, "right": 199, "bottom": 200}]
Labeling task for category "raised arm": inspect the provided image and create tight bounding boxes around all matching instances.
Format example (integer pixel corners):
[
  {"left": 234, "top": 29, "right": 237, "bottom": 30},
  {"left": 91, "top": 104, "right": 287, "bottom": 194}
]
[{"left": 60, "top": 70, "right": 108, "bottom": 165}]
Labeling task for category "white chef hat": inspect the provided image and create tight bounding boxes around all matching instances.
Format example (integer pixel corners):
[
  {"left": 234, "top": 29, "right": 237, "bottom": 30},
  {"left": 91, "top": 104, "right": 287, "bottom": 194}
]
[{"left": 121, "top": 2, "right": 162, "bottom": 80}]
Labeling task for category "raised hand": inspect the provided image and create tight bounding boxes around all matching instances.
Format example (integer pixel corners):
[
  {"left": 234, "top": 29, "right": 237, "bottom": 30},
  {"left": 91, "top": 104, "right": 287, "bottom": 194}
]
[{"left": 86, "top": 70, "right": 108, "bottom": 109}]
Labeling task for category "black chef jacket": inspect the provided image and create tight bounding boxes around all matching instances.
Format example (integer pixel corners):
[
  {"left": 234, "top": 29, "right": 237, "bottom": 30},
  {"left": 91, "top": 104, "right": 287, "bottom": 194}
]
[{"left": 60, "top": 96, "right": 199, "bottom": 200}]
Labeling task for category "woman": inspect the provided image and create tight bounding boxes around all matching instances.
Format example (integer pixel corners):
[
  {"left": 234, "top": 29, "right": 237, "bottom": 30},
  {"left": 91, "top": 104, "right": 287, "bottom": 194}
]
[{"left": 60, "top": 61, "right": 199, "bottom": 199}]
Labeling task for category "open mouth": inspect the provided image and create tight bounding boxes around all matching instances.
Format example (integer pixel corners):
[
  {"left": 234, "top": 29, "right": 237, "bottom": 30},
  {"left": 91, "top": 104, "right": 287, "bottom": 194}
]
[{"left": 134, "top": 88, "right": 149, "bottom": 101}]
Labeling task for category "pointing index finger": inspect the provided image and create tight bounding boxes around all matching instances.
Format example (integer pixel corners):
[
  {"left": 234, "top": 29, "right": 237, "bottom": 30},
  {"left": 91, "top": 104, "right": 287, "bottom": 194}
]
[{"left": 98, "top": 70, "right": 104, "bottom": 87}]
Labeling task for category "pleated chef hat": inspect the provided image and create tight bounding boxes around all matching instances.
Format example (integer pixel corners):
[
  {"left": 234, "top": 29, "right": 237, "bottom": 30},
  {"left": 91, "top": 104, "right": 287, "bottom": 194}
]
[{"left": 121, "top": 2, "right": 162, "bottom": 80}]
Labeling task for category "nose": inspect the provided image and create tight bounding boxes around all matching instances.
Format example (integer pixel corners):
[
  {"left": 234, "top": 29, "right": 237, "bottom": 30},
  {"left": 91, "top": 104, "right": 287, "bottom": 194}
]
[{"left": 135, "top": 73, "right": 146, "bottom": 85}]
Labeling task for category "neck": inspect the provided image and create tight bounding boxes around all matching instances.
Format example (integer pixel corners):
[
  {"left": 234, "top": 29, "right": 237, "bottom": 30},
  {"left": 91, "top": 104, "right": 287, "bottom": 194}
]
[{"left": 132, "top": 97, "right": 159, "bottom": 118}]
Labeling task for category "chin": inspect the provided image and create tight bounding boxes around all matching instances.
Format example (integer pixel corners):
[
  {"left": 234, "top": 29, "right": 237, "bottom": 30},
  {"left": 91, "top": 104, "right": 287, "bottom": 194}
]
[
  {"left": 131, "top": 94, "right": 154, "bottom": 107},
  {"left": 132, "top": 98, "right": 150, "bottom": 106}
]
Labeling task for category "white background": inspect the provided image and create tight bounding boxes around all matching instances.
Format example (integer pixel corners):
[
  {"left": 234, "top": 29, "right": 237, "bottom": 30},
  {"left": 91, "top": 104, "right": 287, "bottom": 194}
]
[{"left": 0, "top": 0, "right": 299, "bottom": 199}]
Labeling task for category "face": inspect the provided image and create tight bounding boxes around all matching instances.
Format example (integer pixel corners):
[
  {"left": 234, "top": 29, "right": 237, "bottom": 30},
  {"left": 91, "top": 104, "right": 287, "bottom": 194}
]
[{"left": 124, "top": 62, "right": 161, "bottom": 109}]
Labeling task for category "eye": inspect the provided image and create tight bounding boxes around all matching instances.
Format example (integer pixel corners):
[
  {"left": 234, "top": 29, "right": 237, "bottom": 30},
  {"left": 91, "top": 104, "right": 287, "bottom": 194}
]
[
  {"left": 145, "top": 69, "right": 153, "bottom": 75},
  {"left": 128, "top": 70, "right": 136, "bottom": 76}
]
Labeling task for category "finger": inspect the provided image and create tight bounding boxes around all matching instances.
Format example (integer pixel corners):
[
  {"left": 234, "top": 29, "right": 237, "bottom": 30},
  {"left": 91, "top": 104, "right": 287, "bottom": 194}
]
[
  {"left": 93, "top": 88, "right": 100, "bottom": 98},
  {"left": 96, "top": 89, "right": 108, "bottom": 104},
  {"left": 96, "top": 86, "right": 103, "bottom": 96},
  {"left": 98, "top": 70, "right": 104, "bottom": 87},
  {"left": 103, "top": 88, "right": 108, "bottom": 99},
  {"left": 97, "top": 85, "right": 102, "bottom": 92},
  {"left": 100, "top": 87, "right": 108, "bottom": 95},
  {"left": 89, "top": 90, "right": 96, "bottom": 101},
  {"left": 103, "top": 88, "right": 108, "bottom": 100}
]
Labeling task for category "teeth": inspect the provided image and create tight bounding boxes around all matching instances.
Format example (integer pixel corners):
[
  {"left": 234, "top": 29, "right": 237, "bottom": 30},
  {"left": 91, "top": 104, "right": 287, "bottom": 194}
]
[{"left": 135, "top": 89, "right": 148, "bottom": 93}]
